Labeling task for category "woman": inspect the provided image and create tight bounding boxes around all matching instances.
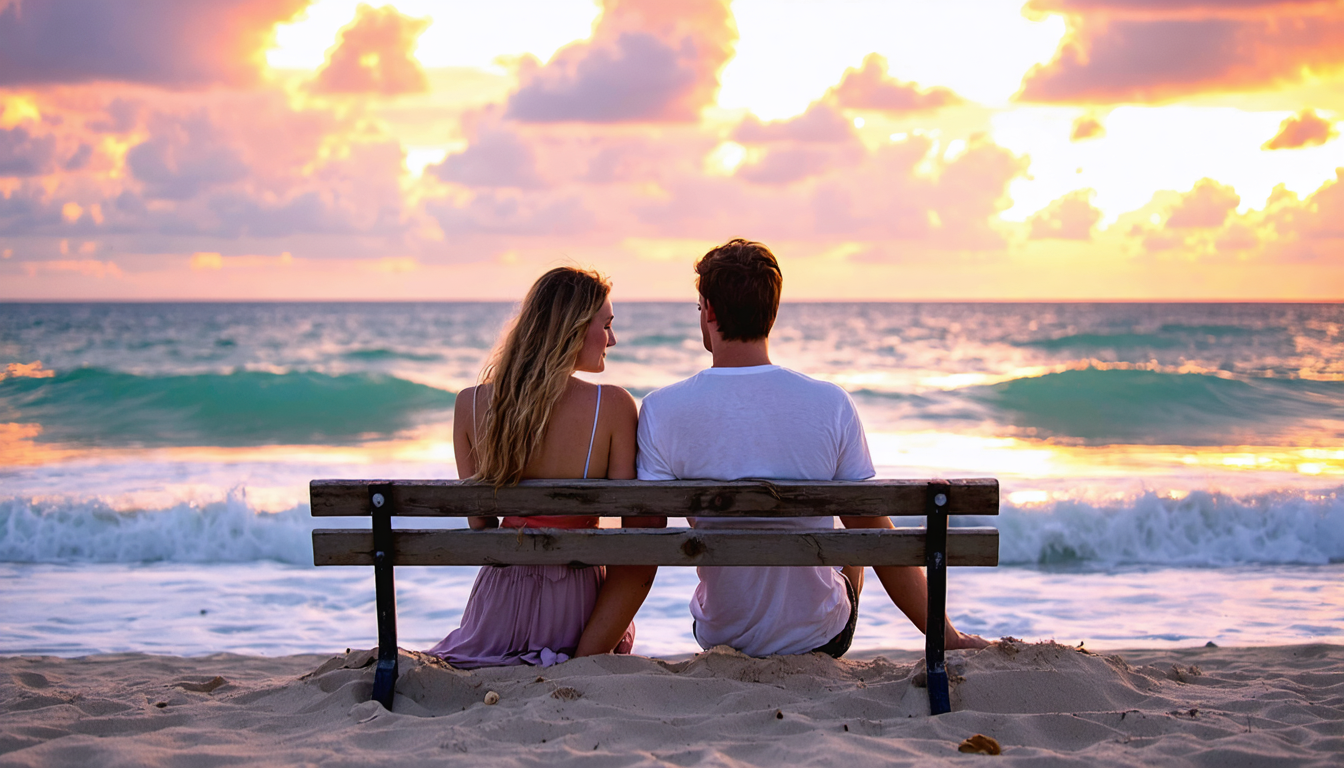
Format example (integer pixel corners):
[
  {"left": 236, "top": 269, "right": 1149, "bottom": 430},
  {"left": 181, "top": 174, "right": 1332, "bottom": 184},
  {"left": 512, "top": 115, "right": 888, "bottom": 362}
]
[{"left": 427, "top": 266, "right": 660, "bottom": 667}]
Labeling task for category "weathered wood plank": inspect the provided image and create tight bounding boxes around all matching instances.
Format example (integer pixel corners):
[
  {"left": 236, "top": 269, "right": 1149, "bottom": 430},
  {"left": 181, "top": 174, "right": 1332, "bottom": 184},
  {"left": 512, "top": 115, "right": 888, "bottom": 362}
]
[
  {"left": 312, "top": 527, "right": 1000, "bottom": 567},
  {"left": 309, "top": 478, "right": 999, "bottom": 518}
]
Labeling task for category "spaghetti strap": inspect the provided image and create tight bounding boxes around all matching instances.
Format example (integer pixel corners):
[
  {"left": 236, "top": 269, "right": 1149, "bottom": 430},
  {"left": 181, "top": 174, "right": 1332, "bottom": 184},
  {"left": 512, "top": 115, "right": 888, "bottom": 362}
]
[{"left": 583, "top": 385, "right": 602, "bottom": 479}]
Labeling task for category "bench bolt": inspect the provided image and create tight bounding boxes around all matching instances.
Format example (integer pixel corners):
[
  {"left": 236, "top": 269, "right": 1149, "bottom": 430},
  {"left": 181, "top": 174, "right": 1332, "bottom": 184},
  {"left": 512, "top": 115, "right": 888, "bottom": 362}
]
[{"left": 372, "top": 493, "right": 385, "bottom": 508}]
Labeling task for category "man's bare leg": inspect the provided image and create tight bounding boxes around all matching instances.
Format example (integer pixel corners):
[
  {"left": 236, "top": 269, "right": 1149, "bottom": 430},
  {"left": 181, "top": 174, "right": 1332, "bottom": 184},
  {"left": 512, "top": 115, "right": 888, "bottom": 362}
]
[{"left": 838, "top": 515, "right": 991, "bottom": 650}]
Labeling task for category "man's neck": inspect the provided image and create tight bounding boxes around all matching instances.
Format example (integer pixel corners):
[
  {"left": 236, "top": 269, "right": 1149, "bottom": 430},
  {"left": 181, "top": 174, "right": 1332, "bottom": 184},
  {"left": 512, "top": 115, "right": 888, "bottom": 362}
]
[{"left": 711, "top": 338, "right": 772, "bottom": 368}]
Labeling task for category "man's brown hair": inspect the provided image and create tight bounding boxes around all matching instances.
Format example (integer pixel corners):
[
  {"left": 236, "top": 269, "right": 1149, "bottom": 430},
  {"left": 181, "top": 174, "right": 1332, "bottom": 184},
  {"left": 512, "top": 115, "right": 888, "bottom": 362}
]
[{"left": 695, "top": 238, "right": 782, "bottom": 342}]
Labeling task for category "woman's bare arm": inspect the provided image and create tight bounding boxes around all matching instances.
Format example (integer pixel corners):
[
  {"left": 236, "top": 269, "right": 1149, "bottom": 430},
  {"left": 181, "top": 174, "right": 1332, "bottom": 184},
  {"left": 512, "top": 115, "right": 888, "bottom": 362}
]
[
  {"left": 454, "top": 386, "right": 497, "bottom": 530},
  {"left": 576, "top": 387, "right": 659, "bottom": 656}
]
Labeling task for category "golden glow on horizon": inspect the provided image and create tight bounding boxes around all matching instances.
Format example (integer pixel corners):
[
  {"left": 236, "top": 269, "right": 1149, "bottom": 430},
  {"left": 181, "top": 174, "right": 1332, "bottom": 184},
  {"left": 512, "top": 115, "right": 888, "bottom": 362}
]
[{"left": 868, "top": 431, "right": 1344, "bottom": 481}]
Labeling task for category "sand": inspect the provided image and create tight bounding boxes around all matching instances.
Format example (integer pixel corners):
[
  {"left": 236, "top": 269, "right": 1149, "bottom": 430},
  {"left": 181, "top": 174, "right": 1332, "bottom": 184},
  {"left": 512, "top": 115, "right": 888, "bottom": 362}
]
[{"left": 1, "top": 642, "right": 1341, "bottom": 767}]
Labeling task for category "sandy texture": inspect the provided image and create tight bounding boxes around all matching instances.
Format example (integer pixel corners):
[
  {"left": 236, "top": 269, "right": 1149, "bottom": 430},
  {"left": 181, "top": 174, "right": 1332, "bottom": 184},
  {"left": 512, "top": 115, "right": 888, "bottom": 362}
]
[{"left": 1, "top": 642, "right": 1341, "bottom": 766}]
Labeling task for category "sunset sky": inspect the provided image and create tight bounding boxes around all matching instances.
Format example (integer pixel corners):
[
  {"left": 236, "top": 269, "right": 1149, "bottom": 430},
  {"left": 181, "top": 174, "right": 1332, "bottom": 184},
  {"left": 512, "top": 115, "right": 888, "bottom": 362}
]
[{"left": 1, "top": 0, "right": 1342, "bottom": 300}]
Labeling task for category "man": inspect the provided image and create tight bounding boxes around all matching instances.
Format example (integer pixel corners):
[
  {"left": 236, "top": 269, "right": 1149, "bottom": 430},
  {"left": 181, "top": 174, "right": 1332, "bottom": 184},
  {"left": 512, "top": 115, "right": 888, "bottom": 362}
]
[{"left": 636, "top": 238, "right": 988, "bottom": 656}]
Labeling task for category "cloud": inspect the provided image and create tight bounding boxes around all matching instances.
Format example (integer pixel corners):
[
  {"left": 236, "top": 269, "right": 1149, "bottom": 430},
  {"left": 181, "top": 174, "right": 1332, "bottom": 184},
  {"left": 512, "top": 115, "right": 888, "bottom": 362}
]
[
  {"left": 736, "top": 145, "right": 863, "bottom": 186},
  {"left": 802, "top": 134, "right": 1028, "bottom": 249},
  {"left": 1018, "top": 2, "right": 1344, "bottom": 102},
  {"left": 506, "top": 0, "right": 735, "bottom": 123},
  {"left": 1070, "top": 115, "right": 1105, "bottom": 141},
  {"left": 309, "top": 4, "right": 430, "bottom": 96},
  {"left": 1263, "top": 109, "right": 1338, "bottom": 150},
  {"left": 127, "top": 111, "right": 249, "bottom": 200},
  {"left": 0, "top": 0, "right": 309, "bottom": 88},
  {"left": 733, "top": 102, "right": 855, "bottom": 144},
  {"left": 1029, "top": 189, "right": 1102, "bottom": 239},
  {"left": 824, "top": 54, "right": 962, "bottom": 113},
  {"left": 430, "top": 125, "right": 545, "bottom": 188},
  {"left": 427, "top": 191, "right": 596, "bottom": 237},
  {"left": 1261, "top": 169, "right": 1344, "bottom": 258},
  {"left": 729, "top": 102, "right": 865, "bottom": 185},
  {"left": 0, "top": 126, "right": 57, "bottom": 176},
  {"left": 1119, "top": 171, "right": 1344, "bottom": 263},
  {"left": 1166, "top": 178, "right": 1240, "bottom": 228}
]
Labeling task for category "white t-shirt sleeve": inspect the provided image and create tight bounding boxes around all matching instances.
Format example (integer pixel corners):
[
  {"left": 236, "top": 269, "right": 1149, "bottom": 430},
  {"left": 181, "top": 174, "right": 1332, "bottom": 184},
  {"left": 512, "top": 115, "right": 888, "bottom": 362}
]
[
  {"left": 834, "top": 392, "right": 876, "bottom": 481},
  {"left": 636, "top": 397, "right": 678, "bottom": 481}
]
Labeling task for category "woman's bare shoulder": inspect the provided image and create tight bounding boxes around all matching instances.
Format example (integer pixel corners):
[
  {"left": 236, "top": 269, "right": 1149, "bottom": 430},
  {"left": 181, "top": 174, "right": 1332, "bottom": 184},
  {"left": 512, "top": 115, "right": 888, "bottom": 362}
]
[{"left": 599, "top": 384, "right": 638, "bottom": 417}]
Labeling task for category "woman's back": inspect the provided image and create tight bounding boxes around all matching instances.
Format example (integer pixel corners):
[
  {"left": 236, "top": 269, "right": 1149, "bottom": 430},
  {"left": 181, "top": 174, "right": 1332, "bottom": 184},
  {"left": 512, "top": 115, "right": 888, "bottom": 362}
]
[{"left": 459, "top": 378, "right": 637, "bottom": 528}]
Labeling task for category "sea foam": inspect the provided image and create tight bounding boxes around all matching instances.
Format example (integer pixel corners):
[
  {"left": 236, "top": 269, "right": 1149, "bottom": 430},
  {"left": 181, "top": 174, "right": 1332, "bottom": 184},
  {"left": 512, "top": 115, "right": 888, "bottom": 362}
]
[
  {"left": 996, "top": 488, "right": 1344, "bottom": 567},
  {"left": 3, "top": 487, "right": 1340, "bottom": 567}
]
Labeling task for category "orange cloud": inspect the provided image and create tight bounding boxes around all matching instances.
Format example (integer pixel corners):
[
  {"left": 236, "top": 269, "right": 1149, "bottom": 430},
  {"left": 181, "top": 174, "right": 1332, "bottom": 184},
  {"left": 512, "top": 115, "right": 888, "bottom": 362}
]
[
  {"left": 1028, "top": 189, "right": 1102, "bottom": 240},
  {"left": 309, "top": 4, "right": 430, "bottom": 96},
  {"left": 1166, "top": 178, "right": 1240, "bottom": 228},
  {"left": 506, "top": 0, "right": 736, "bottom": 123},
  {"left": 1261, "top": 168, "right": 1344, "bottom": 260},
  {"left": 824, "top": 54, "right": 962, "bottom": 113},
  {"left": 1263, "top": 109, "right": 1339, "bottom": 150},
  {"left": 0, "top": 0, "right": 309, "bottom": 88},
  {"left": 1019, "top": 1, "right": 1344, "bottom": 102},
  {"left": 1070, "top": 115, "right": 1105, "bottom": 141},
  {"left": 733, "top": 102, "right": 855, "bottom": 144},
  {"left": 1119, "top": 169, "right": 1344, "bottom": 264}
]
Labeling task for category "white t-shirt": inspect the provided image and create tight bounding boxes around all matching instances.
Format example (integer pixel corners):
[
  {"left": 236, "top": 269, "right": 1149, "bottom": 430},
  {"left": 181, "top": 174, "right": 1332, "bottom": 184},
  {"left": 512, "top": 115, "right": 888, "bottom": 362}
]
[{"left": 636, "top": 365, "right": 876, "bottom": 656}]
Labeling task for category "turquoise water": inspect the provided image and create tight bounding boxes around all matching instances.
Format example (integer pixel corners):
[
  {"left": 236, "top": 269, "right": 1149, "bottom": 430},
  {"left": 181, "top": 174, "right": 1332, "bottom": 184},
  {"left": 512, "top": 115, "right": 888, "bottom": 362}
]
[{"left": 2, "top": 302, "right": 1342, "bottom": 655}]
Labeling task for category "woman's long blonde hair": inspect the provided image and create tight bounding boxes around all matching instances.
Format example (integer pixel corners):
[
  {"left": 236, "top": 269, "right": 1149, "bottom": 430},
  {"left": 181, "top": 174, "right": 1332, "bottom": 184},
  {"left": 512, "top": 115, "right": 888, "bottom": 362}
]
[{"left": 473, "top": 266, "right": 611, "bottom": 487}]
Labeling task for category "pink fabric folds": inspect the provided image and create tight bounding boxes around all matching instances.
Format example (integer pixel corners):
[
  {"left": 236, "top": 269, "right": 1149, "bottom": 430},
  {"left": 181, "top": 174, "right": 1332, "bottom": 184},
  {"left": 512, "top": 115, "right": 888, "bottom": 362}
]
[{"left": 426, "top": 564, "right": 635, "bottom": 668}]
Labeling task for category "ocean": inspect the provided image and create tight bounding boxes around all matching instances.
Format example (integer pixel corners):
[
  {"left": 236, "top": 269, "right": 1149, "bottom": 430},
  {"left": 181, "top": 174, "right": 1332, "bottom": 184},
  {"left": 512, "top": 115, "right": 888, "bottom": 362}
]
[{"left": 2, "top": 302, "right": 1342, "bottom": 657}]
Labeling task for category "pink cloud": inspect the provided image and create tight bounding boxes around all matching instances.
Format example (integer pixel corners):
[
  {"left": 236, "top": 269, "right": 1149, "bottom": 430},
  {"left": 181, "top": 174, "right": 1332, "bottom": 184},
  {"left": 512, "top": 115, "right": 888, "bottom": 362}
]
[
  {"left": 506, "top": 0, "right": 735, "bottom": 123},
  {"left": 127, "top": 111, "right": 249, "bottom": 200},
  {"left": 733, "top": 102, "right": 855, "bottom": 144},
  {"left": 430, "top": 124, "right": 545, "bottom": 189},
  {"left": 736, "top": 144, "right": 864, "bottom": 186},
  {"left": 825, "top": 54, "right": 962, "bottom": 113},
  {"left": 1262, "top": 169, "right": 1344, "bottom": 258},
  {"left": 0, "top": 126, "right": 57, "bottom": 176},
  {"left": 803, "top": 134, "right": 1028, "bottom": 249},
  {"left": 309, "top": 4, "right": 430, "bottom": 96},
  {"left": 1166, "top": 178, "right": 1240, "bottom": 228},
  {"left": 0, "top": 0, "right": 310, "bottom": 88},
  {"left": 1263, "top": 109, "right": 1338, "bottom": 150},
  {"left": 427, "top": 191, "right": 596, "bottom": 238},
  {"left": 1028, "top": 189, "right": 1102, "bottom": 240},
  {"left": 1019, "top": 2, "right": 1344, "bottom": 102}
]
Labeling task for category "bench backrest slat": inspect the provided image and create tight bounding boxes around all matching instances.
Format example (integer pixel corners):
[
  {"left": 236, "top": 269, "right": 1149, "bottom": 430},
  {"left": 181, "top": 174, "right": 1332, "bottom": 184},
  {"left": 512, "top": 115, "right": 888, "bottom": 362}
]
[
  {"left": 312, "top": 528, "right": 1000, "bottom": 567},
  {"left": 309, "top": 478, "right": 999, "bottom": 518}
]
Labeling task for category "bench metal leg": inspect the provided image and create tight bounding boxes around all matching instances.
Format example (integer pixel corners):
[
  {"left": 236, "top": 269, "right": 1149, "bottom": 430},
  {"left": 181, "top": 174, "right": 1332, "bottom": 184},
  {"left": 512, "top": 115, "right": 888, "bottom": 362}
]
[
  {"left": 370, "top": 483, "right": 399, "bottom": 711},
  {"left": 925, "top": 482, "right": 951, "bottom": 715}
]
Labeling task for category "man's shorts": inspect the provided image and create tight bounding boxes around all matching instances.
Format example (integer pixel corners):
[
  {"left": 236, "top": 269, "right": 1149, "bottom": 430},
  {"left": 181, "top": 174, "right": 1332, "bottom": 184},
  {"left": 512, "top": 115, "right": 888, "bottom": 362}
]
[
  {"left": 810, "top": 571, "right": 859, "bottom": 658},
  {"left": 690, "top": 570, "right": 860, "bottom": 659}
]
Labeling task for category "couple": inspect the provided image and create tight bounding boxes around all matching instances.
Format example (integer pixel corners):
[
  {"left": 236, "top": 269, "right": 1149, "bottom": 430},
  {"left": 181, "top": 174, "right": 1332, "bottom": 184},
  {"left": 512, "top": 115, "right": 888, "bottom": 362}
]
[{"left": 429, "top": 239, "right": 987, "bottom": 668}]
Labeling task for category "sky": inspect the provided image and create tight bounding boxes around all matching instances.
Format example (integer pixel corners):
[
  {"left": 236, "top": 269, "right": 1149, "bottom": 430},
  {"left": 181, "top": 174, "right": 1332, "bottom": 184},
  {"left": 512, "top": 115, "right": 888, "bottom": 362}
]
[{"left": 1, "top": 0, "right": 1342, "bottom": 300}]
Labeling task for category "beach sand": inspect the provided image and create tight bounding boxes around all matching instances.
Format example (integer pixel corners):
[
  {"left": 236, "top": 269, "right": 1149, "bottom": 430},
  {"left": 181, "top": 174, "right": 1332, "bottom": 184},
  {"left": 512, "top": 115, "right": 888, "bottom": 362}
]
[{"left": 1, "top": 642, "right": 1340, "bottom": 766}]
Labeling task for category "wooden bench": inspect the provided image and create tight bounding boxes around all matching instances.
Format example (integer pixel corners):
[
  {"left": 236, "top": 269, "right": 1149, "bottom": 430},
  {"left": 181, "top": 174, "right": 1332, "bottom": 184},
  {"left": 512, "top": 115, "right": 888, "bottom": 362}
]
[{"left": 309, "top": 478, "right": 999, "bottom": 715}]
